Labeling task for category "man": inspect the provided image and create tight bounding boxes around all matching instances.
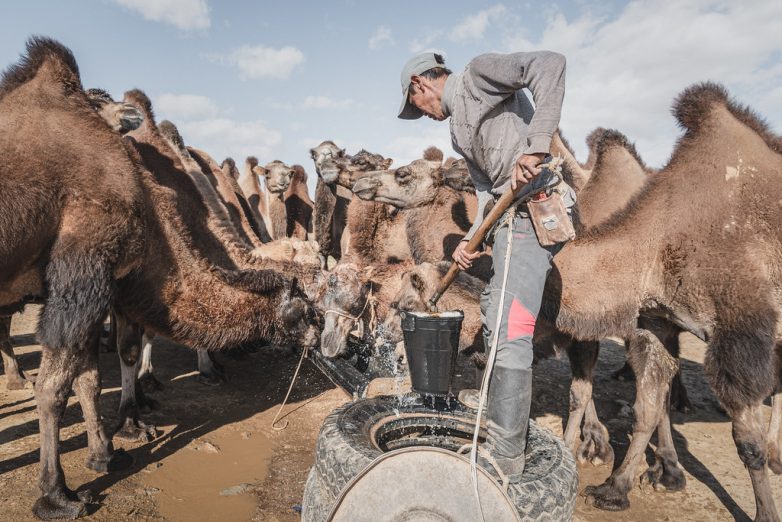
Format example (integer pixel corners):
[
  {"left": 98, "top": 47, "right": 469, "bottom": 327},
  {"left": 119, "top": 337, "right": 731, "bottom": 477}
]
[{"left": 398, "top": 50, "right": 571, "bottom": 482}]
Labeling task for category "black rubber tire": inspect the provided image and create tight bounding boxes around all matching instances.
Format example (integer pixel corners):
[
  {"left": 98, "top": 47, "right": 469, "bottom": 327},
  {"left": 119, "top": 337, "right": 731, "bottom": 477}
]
[
  {"left": 308, "top": 394, "right": 578, "bottom": 521},
  {"left": 301, "top": 467, "right": 334, "bottom": 522}
]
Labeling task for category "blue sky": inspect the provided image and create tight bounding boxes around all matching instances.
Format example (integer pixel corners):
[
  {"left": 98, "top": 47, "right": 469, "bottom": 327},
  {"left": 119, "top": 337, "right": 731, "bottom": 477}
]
[{"left": 1, "top": 1, "right": 780, "bottom": 193}]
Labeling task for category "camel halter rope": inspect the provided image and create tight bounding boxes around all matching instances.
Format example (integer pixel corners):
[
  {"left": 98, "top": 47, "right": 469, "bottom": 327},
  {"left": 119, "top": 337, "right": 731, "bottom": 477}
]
[{"left": 270, "top": 285, "right": 377, "bottom": 431}]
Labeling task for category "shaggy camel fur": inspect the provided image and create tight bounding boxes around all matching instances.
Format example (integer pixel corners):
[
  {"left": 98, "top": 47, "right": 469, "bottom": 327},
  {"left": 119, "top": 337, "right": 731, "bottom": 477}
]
[
  {"left": 314, "top": 260, "right": 414, "bottom": 358},
  {"left": 352, "top": 157, "right": 491, "bottom": 281},
  {"left": 310, "top": 141, "right": 394, "bottom": 267},
  {"left": 285, "top": 165, "right": 314, "bottom": 240},
  {"left": 0, "top": 88, "right": 144, "bottom": 390},
  {"left": 237, "top": 156, "right": 273, "bottom": 243},
  {"left": 542, "top": 83, "right": 782, "bottom": 520},
  {"left": 0, "top": 38, "right": 319, "bottom": 518}
]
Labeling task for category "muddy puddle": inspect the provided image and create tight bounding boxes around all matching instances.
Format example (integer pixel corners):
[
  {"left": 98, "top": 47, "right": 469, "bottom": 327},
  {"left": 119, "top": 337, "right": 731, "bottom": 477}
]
[{"left": 142, "top": 428, "right": 274, "bottom": 522}]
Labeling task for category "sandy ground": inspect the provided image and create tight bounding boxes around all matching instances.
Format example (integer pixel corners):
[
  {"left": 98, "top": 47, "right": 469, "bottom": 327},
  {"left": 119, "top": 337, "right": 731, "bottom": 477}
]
[{"left": 0, "top": 306, "right": 779, "bottom": 521}]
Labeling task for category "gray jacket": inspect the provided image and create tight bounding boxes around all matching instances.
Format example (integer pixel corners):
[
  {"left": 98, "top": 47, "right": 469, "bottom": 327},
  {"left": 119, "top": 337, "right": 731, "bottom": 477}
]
[{"left": 441, "top": 51, "right": 572, "bottom": 240}]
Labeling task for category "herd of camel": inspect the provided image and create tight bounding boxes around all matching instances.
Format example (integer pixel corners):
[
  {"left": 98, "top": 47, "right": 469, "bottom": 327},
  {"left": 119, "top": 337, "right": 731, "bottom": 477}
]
[{"left": 0, "top": 36, "right": 781, "bottom": 521}]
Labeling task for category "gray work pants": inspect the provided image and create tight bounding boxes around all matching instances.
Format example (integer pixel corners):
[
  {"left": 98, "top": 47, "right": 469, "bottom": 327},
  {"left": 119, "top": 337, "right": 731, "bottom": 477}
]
[{"left": 481, "top": 212, "right": 560, "bottom": 372}]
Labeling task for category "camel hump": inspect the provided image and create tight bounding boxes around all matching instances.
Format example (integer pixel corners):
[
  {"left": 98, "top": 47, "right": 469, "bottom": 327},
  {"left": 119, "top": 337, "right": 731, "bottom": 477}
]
[
  {"left": 158, "top": 120, "right": 186, "bottom": 151},
  {"left": 292, "top": 165, "right": 308, "bottom": 183},
  {"left": 246, "top": 156, "right": 259, "bottom": 169},
  {"left": 592, "top": 128, "right": 647, "bottom": 171},
  {"left": 221, "top": 157, "right": 236, "bottom": 171},
  {"left": 0, "top": 36, "right": 82, "bottom": 99},
  {"left": 673, "top": 81, "right": 781, "bottom": 154},
  {"left": 423, "top": 146, "right": 443, "bottom": 162},
  {"left": 123, "top": 88, "right": 155, "bottom": 122}
]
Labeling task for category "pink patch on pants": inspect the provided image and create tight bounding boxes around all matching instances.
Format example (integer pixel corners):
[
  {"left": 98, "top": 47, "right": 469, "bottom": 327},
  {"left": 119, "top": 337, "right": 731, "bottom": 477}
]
[{"left": 507, "top": 298, "right": 536, "bottom": 340}]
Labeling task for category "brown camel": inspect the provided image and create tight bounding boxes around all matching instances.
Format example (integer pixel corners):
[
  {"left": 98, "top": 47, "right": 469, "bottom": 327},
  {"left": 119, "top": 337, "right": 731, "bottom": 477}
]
[
  {"left": 285, "top": 164, "right": 314, "bottom": 240},
  {"left": 542, "top": 82, "right": 782, "bottom": 520},
  {"left": 310, "top": 140, "right": 394, "bottom": 267},
  {"left": 220, "top": 157, "right": 271, "bottom": 244},
  {"left": 352, "top": 156, "right": 491, "bottom": 280},
  {"left": 237, "top": 156, "right": 274, "bottom": 243},
  {"left": 314, "top": 260, "right": 414, "bottom": 358},
  {"left": 256, "top": 160, "right": 294, "bottom": 240},
  {"left": 0, "top": 37, "right": 319, "bottom": 519},
  {"left": 0, "top": 87, "right": 144, "bottom": 391},
  {"left": 380, "top": 261, "right": 485, "bottom": 361}
]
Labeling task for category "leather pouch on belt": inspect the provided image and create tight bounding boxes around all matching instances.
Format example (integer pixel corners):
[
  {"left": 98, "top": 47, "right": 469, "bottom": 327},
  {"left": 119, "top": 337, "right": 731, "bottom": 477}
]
[{"left": 527, "top": 191, "right": 576, "bottom": 246}]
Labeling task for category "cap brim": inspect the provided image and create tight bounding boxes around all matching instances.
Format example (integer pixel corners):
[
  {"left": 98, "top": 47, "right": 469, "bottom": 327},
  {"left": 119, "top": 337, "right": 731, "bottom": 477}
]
[{"left": 397, "top": 86, "right": 422, "bottom": 120}]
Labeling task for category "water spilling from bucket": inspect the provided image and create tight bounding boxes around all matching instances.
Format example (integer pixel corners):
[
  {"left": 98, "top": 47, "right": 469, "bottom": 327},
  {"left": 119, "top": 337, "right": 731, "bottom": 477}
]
[{"left": 400, "top": 310, "right": 464, "bottom": 397}]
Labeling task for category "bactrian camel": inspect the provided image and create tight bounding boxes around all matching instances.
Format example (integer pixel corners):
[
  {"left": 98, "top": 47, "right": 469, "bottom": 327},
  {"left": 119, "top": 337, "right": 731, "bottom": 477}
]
[
  {"left": 0, "top": 37, "right": 320, "bottom": 519},
  {"left": 542, "top": 82, "right": 782, "bottom": 521}
]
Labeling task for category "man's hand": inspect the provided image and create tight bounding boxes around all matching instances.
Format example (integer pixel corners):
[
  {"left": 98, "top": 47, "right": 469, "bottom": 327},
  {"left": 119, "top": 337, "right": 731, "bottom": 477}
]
[
  {"left": 453, "top": 240, "right": 482, "bottom": 270},
  {"left": 511, "top": 152, "right": 547, "bottom": 190}
]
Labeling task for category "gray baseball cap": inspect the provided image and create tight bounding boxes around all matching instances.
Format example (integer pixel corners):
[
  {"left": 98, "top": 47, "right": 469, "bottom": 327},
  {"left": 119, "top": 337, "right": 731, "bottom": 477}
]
[{"left": 398, "top": 52, "right": 446, "bottom": 119}]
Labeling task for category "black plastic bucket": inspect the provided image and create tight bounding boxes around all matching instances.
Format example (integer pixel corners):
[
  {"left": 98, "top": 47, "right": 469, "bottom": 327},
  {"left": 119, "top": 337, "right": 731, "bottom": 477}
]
[{"left": 400, "top": 310, "right": 464, "bottom": 396}]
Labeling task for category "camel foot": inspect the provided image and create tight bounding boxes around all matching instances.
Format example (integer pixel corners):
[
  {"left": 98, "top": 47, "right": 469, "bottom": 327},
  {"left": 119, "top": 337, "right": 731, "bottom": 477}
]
[
  {"left": 582, "top": 480, "right": 630, "bottom": 511},
  {"left": 577, "top": 422, "right": 614, "bottom": 466},
  {"left": 612, "top": 362, "right": 634, "bottom": 382},
  {"left": 640, "top": 457, "right": 686, "bottom": 492},
  {"left": 86, "top": 447, "right": 133, "bottom": 473},
  {"left": 198, "top": 372, "right": 227, "bottom": 386},
  {"left": 32, "top": 487, "right": 95, "bottom": 520},
  {"left": 138, "top": 372, "right": 164, "bottom": 393},
  {"left": 115, "top": 418, "right": 157, "bottom": 443},
  {"left": 6, "top": 375, "right": 30, "bottom": 390}
]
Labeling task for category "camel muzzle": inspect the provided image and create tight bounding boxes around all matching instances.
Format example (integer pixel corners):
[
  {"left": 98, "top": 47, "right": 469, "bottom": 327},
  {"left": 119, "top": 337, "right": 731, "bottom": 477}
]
[{"left": 351, "top": 176, "right": 380, "bottom": 200}]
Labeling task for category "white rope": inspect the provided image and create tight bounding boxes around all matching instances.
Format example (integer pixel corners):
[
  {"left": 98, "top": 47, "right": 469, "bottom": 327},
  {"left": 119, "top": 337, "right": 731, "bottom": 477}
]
[
  {"left": 470, "top": 207, "right": 516, "bottom": 521},
  {"left": 271, "top": 345, "right": 309, "bottom": 430}
]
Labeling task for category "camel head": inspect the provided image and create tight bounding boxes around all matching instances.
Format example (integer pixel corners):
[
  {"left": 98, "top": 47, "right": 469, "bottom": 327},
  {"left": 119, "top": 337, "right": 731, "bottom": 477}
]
[
  {"left": 381, "top": 263, "right": 441, "bottom": 345},
  {"left": 85, "top": 88, "right": 143, "bottom": 134},
  {"left": 310, "top": 140, "right": 345, "bottom": 179},
  {"left": 314, "top": 262, "right": 373, "bottom": 358},
  {"left": 352, "top": 158, "right": 444, "bottom": 209},
  {"left": 262, "top": 160, "right": 294, "bottom": 193},
  {"left": 278, "top": 278, "right": 321, "bottom": 348}
]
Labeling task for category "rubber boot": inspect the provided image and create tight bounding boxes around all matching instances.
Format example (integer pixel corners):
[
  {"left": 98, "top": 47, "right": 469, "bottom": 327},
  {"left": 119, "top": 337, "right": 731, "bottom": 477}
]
[{"left": 480, "top": 367, "right": 531, "bottom": 483}]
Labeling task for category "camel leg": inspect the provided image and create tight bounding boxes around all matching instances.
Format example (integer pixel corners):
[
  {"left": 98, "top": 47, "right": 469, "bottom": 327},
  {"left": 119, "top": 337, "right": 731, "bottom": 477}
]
[
  {"left": 1, "top": 315, "right": 30, "bottom": 390},
  {"left": 113, "top": 314, "right": 157, "bottom": 443},
  {"left": 32, "top": 345, "right": 92, "bottom": 520},
  {"left": 641, "top": 387, "right": 686, "bottom": 492},
  {"left": 197, "top": 349, "right": 226, "bottom": 386},
  {"left": 71, "top": 335, "right": 132, "bottom": 475},
  {"left": 137, "top": 333, "right": 164, "bottom": 394},
  {"left": 563, "top": 340, "right": 613, "bottom": 466},
  {"left": 583, "top": 328, "right": 677, "bottom": 511},
  {"left": 731, "top": 403, "right": 780, "bottom": 522}
]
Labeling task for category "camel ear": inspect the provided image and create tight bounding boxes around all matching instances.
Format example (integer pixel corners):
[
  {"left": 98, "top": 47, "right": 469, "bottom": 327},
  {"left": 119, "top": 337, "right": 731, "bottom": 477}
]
[
  {"left": 340, "top": 148, "right": 346, "bottom": 157},
  {"left": 252, "top": 165, "right": 267, "bottom": 177},
  {"left": 382, "top": 158, "right": 393, "bottom": 169},
  {"left": 410, "top": 273, "right": 425, "bottom": 293}
]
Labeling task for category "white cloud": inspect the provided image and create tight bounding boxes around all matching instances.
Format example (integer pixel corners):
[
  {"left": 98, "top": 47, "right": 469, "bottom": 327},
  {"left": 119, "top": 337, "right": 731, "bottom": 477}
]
[
  {"left": 208, "top": 45, "right": 305, "bottom": 80},
  {"left": 450, "top": 5, "right": 507, "bottom": 42},
  {"left": 409, "top": 31, "right": 444, "bottom": 53},
  {"left": 383, "top": 126, "right": 455, "bottom": 166},
  {"left": 155, "top": 93, "right": 219, "bottom": 121},
  {"left": 303, "top": 95, "right": 355, "bottom": 109},
  {"left": 503, "top": 0, "right": 782, "bottom": 167},
  {"left": 369, "top": 25, "right": 395, "bottom": 49},
  {"left": 112, "top": 0, "right": 210, "bottom": 30},
  {"left": 178, "top": 117, "right": 282, "bottom": 161}
]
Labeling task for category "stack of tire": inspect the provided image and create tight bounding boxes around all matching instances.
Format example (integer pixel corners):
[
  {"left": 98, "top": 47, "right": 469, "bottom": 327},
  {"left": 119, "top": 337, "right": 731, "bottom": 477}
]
[{"left": 302, "top": 394, "right": 578, "bottom": 521}]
